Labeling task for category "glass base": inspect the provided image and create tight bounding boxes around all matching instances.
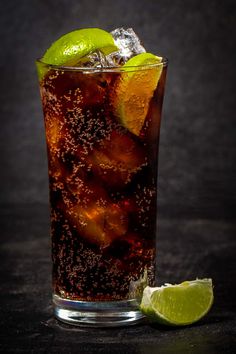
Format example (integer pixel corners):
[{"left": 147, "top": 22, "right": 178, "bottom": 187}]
[{"left": 53, "top": 294, "right": 145, "bottom": 327}]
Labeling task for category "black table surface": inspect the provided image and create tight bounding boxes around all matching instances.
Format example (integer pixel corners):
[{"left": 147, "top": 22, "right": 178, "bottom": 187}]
[{"left": 0, "top": 204, "right": 235, "bottom": 354}]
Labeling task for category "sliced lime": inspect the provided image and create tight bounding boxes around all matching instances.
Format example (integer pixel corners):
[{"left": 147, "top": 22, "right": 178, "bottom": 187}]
[
  {"left": 114, "top": 53, "right": 163, "bottom": 136},
  {"left": 140, "top": 279, "right": 214, "bottom": 326},
  {"left": 42, "top": 28, "right": 118, "bottom": 66},
  {"left": 37, "top": 28, "right": 118, "bottom": 80}
]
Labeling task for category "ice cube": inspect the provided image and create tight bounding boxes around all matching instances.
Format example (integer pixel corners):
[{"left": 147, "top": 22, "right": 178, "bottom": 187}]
[
  {"left": 66, "top": 201, "right": 128, "bottom": 248},
  {"left": 76, "top": 50, "right": 111, "bottom": 68},
  {"left": 88, "top": 130, "right": 147, "bottom": 188},
  {"left": 72, "top": 28, "right": 146, "bottom": 68},
  {"left": 108, "top": 28, "right": 146, "bottom": 65}
]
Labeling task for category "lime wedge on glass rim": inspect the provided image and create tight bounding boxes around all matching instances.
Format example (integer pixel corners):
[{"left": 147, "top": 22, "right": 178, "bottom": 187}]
[
  {"left": 114, "top": 52, "right": 163, "bottom": 136},
  {"left": 38, "top": 28, "right": 118, "bottom": 79},
  {"left": 140, "top": 279, "right": 214, "bottom": 326}
]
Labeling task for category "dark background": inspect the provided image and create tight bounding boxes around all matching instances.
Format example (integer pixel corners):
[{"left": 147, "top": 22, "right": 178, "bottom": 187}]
[
  {"left": 0, "top": 1, "right": 236, "bottom": 353},
  {"left": 0, "top": 0, "right": 235, "bottom": 215}
]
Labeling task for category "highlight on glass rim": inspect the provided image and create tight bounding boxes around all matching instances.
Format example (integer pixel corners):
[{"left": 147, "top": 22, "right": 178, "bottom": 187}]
[{"left": 36, "top": 26, "right": 213, "bottom": 327}]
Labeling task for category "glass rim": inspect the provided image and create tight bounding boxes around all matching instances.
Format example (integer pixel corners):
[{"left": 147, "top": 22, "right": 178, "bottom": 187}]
[{"left": 36, "top": 57, "right": 168, "bottom": 73}]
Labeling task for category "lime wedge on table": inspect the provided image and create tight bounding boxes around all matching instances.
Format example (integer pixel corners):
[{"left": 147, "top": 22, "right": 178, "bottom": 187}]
[
  {"left": 115, "top": 53, "right": 163, "bottom": 136},
  {"left": 140, "top": 279, "right": 214, "bottom": 326},
  {"left": 38, "top": 28, "right": 118, "bottom": 79}
]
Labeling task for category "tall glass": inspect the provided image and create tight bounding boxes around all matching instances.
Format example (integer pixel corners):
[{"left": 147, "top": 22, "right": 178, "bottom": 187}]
[{"left": 36, "top": 59, "right": 168, "bottom": 327}]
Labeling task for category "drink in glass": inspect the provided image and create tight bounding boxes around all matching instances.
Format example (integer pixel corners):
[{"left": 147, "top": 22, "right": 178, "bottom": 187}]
[{"left": 36, "top": 28, "right": 167, "bottom": 326}]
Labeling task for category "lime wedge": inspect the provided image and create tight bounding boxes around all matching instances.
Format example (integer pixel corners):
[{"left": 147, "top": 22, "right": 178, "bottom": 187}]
[
  {"left": 140, "top": 279, "right": 214, "bottom": 326},
  {"left": 114, "top": 53, "right": 163, "bottom": 136},
  {"left": 42, "top": 28, "right": 118, "bottom": 66}
]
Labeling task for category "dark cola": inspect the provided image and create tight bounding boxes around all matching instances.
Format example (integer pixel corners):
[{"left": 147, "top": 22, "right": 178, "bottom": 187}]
[{"left": 39, "top": 65, "right": 167, "bottom": 301}]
